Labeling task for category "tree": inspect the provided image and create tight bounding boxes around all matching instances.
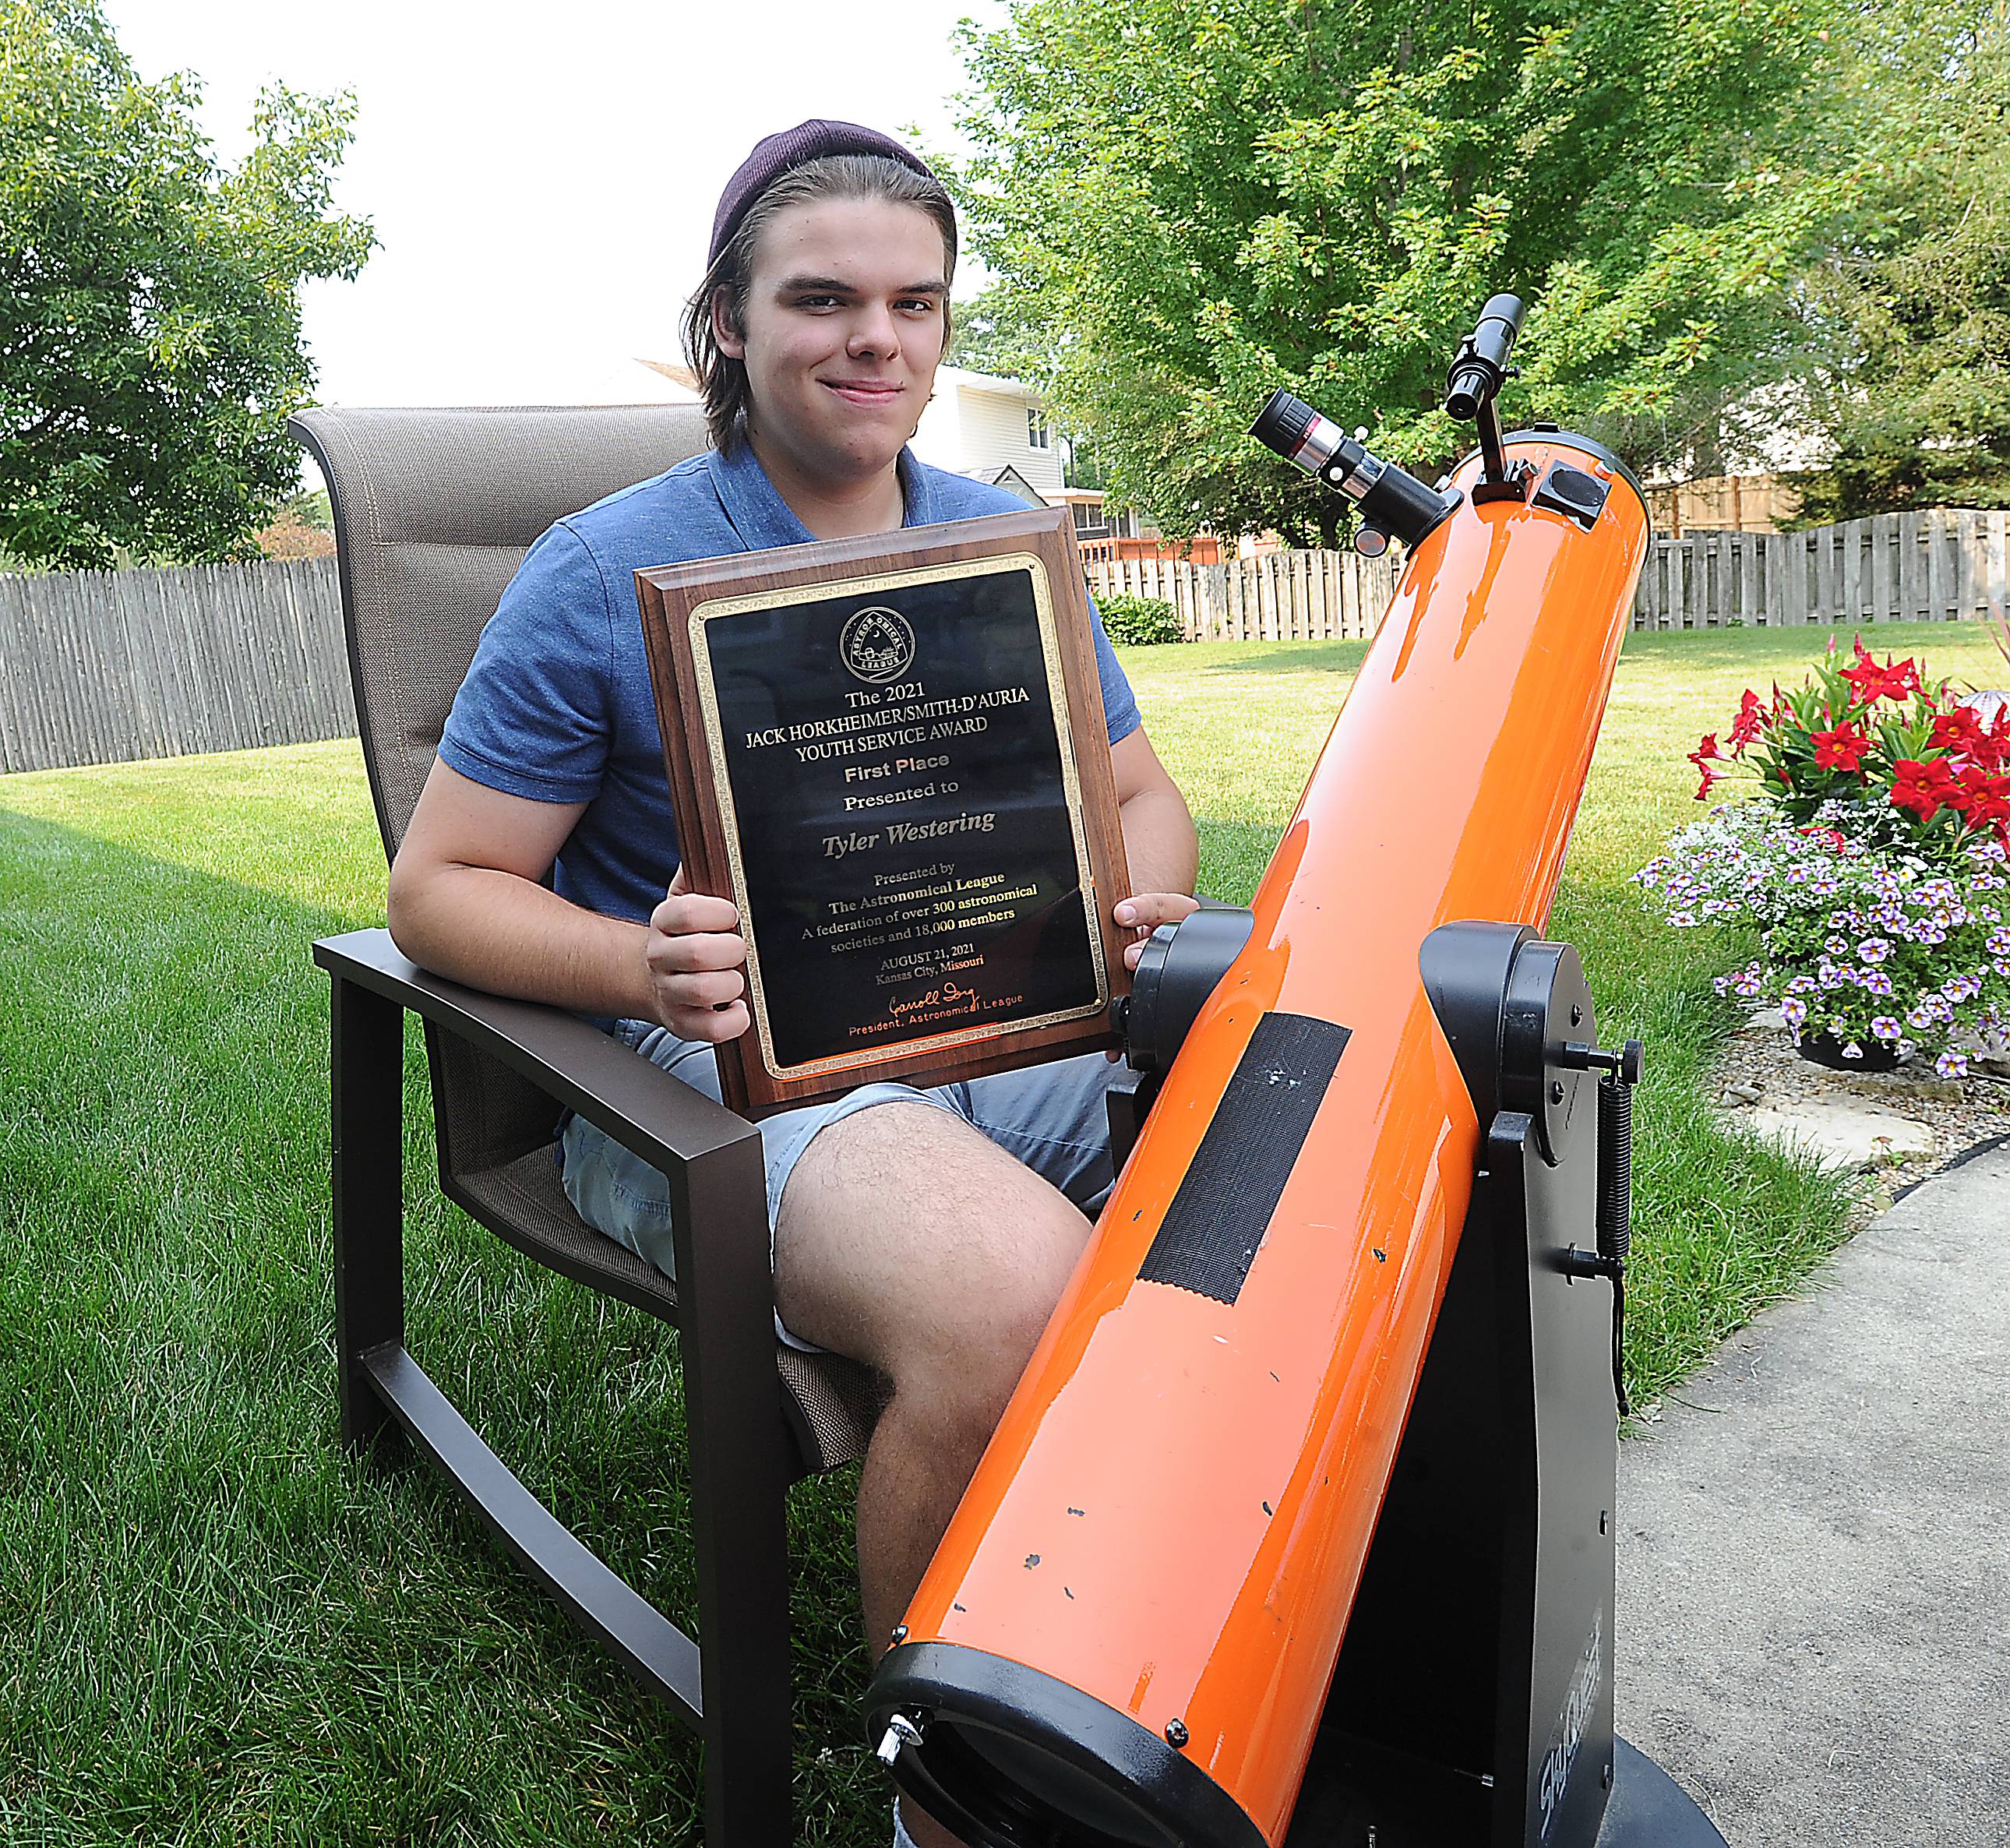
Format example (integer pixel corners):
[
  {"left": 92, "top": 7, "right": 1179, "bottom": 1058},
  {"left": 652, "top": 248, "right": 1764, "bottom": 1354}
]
[
  {"left": 947, "top": 278, "right": 1060, "bottom": 385},
  {"left": 1791, "top": 0, "right": 2010, "bottom": 520},
  {"left": 947, "top": 0, "right": 1854, "bottom": 544},
  {"left": 0, "top": 1, "right": 373, "bottom": 569}
]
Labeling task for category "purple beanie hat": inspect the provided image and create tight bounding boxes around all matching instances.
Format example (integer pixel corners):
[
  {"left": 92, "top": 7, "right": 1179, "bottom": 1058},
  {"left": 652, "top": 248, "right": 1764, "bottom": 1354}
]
[{"left": 708, "top": 119, "right": 937, "bottom": 267}]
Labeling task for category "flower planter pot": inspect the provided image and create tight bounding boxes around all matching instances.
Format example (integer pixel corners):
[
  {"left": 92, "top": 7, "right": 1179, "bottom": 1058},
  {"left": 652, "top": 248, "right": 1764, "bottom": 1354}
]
[{"left": 1796, "top": 1030, "right": 1903, "bottom": 1073}]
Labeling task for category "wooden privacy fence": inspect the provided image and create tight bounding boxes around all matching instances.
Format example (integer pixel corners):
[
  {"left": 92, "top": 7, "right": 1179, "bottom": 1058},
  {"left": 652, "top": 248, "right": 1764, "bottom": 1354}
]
[
  {"left": 1634, "top": 508, "right": 2010, "bottom": 630},
  {"left": 5, "top": 510, "right": 2005, "bottom": 774},
  {"left": 0, "top": 557, "right": 354, "bottom": 774},
  {"left": 1088, "top": 548, "right": 1405, "bottom": 643},
  {"left": 1091, "top": 509, "right": 2010, "bottom": 642}
]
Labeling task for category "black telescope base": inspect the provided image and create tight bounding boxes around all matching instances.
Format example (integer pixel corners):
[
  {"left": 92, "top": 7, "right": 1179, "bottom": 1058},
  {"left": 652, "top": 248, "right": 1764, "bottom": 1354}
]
[
  {"left": 1282, "top": 1730, "right": 1726, "bottom": 1847},
  {"left": 1602, "top": 1738, "right": 1729, "bottom": 1846}
]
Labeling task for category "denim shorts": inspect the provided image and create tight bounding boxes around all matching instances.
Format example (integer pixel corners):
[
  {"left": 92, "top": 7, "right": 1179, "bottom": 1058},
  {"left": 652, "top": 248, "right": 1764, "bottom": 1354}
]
[{"left": 559, "top": 1019, "right": 1128, "bottom": 1352}]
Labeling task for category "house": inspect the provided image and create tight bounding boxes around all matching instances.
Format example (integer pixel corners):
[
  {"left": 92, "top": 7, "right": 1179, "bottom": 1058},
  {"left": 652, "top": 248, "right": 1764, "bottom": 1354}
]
[
  {"left": 909, "top": 366, "right": 1220, "bottom": 561},
  {"left": 908, "top": 365, "right": 1067, "bottom": 503}
]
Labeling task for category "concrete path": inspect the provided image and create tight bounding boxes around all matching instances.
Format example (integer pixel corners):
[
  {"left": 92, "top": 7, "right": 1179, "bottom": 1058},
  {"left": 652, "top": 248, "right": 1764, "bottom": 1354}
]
[{"left": 1616, "top": 1141, "right": 2010, "bottom": 1846}]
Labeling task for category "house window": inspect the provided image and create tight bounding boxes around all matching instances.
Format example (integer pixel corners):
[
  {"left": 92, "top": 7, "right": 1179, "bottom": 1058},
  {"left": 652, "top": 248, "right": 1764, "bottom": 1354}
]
[{"left": 1027, "top": 407, "right": 1050, "bottom": 450}]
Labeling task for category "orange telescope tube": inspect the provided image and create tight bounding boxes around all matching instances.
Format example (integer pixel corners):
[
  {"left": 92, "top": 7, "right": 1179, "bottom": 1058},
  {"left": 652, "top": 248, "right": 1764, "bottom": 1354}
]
[{"left": 867, "top": 431, "right": 1650, "bottom": 1848}]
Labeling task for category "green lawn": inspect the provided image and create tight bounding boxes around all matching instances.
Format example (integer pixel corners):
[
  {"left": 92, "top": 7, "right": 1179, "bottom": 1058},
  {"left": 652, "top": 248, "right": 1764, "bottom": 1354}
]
[{"left": 2, "top": 622, "right": 1998, "bottom": 1846}]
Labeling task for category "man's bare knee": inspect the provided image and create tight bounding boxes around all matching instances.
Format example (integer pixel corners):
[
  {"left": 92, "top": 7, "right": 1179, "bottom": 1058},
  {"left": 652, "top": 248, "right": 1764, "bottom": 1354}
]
[{"left": 773, "top": 1099, "right": 1091, "bottom": 1378}]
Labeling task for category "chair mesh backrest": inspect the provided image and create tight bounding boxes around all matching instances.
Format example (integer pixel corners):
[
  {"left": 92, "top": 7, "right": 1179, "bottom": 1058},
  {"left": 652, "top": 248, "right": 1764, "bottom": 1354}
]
[
  {"left": 291, "top": 404, "right": 712, "bottom": 1173},
  {"left": 291, "top": 404, "right": 711, "bottom": 855}
]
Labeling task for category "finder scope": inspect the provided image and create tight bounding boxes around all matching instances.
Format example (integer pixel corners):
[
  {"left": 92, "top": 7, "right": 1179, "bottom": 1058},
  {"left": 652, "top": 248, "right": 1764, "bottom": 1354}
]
[
  {"left": 1445, "top": 293, "right": 1525, "bottom": 421},
  {"left": 1445, "top": 293, "right": 1531, "bottom": 500}
]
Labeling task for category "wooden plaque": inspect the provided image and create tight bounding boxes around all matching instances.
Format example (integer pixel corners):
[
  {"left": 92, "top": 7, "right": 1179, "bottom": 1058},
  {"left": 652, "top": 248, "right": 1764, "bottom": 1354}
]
[{"left": 636, "top": 508, "right": 1133, "bottom": 1119}]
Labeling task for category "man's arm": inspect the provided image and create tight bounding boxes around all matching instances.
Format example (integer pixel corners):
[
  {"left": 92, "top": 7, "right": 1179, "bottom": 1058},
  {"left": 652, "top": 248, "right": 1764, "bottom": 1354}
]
[
  {"left": 387, "top": 759, "right": 751, "bottom": 1040},
  {"left": 1107, "top": 725, "right": 1201, "bottom": 969}
]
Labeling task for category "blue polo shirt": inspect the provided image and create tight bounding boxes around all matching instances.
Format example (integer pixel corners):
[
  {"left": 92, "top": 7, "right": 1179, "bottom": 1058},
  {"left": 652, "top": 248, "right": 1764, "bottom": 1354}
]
[{"left": 438, "top": 442, "right": 1142, "bottom": 924}]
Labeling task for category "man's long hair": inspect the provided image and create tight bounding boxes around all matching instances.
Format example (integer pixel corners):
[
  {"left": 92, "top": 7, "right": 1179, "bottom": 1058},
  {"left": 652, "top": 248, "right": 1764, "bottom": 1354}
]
[{"left": 682, "top": 154, "right": 959, "bottom": 452}]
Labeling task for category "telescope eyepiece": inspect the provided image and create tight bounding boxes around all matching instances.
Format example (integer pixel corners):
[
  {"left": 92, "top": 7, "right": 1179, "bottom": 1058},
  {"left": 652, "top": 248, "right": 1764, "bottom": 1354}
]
[
  {"left": 1250, "top": 388, "right": 1349, "bottom": 476},
  {"left": 1444, "top": 368, "right": 1487, "bottom": 423},
  {"left": 1249, "top": 388, "right": 1455, "bottom": 548}
]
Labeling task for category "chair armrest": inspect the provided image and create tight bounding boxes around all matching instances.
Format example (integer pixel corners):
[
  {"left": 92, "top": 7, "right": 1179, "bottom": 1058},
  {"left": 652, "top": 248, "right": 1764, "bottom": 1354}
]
[{"left": 313, "top": 926, "right": 760, "bottom": 1178}]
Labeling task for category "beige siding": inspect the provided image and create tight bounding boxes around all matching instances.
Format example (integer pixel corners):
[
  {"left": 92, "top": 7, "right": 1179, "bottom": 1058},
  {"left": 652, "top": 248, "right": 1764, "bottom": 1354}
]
[
  {"left": 908, "top": 385, "right": 967, "bottom": 474},
  {"left": 956, "top": 386, "right": 1064, "bottom": 498}
]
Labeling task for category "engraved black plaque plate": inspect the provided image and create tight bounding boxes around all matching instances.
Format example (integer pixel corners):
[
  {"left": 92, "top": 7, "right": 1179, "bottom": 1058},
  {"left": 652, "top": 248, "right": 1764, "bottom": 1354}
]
[{"left": 700, "top": 562, "right": 1102, "bottom": 1073}]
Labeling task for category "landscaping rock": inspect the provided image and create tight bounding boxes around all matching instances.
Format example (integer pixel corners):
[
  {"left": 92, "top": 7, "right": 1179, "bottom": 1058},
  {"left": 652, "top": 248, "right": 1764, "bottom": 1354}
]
[
  {"left": 1712, "top": 1008, "right": 2010, "bottom": 1227},
  {"left": 1744, "top": 1101, "right": 1937, "bottom": 1169}
]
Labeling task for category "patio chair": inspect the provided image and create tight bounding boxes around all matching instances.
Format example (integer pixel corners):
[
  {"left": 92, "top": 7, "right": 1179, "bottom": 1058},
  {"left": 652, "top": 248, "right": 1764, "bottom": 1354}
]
[{"left": 292, "top": 404, "right": 887, "bottom": 1845}]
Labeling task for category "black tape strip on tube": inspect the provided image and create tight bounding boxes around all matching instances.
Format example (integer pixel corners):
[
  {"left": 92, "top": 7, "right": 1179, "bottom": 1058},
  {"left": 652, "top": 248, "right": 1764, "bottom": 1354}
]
[{"left": 1137, "top": 1012, "right": 1350, "bottom": 1306}]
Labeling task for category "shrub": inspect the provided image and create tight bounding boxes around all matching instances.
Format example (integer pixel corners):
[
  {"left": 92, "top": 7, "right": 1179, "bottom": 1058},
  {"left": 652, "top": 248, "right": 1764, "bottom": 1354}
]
[{"left": 1095, "top": 592, "right": 1183, "bottom": 646}]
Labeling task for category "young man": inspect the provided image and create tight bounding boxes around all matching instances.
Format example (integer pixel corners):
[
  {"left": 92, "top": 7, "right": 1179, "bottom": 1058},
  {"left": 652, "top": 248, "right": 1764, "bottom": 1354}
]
[{"left": 386, "top": 120, "right": 1197, "bottom": 1848}]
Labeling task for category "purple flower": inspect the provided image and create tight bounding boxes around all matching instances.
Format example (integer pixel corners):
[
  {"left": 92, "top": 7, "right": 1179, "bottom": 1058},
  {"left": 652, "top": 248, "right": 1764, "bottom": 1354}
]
[
  {"left": 1942, "top": 974, "right": 1981, "bottom": 1004},
  {"left": 1857, "top": 937, "right": 1891, "bottom": 964},
  {"left": 1782, "top": 996, "right": 1809, "bottom": 1028},
  {"left": 1669, "top": 911, "right": 1698, "bottom": 928},
  {"left": 1862, "top": 971, "right": 1895, "bottom": 996},
  {"left": 1906, "top": 1003, "right": 1939, "bottom": 1031},
  {"left": 1841, "top": 1042, "right": 1864, "bottom": 1060},
  {"left": 1936, "top": 1050, "right": 1970, "bottom": 1080},
  {"left": 1871, "top": 1016, "right": 1902, "bottom": 1040},
  {"left": 1825, "top": 935, "right": 1849, "bottom": 956}
]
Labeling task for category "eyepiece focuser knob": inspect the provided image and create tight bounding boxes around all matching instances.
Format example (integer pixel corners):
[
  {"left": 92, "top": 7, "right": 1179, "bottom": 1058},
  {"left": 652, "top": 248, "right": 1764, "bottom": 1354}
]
[{"left": 1249, "top": 389, "right": 1455, "bottom": 550}]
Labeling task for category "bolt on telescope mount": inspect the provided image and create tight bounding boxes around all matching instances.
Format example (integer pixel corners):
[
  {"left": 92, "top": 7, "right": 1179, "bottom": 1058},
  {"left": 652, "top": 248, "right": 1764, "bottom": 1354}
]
[{"left": 1250, "top": 292, "right": 1536, "bottom": 548}]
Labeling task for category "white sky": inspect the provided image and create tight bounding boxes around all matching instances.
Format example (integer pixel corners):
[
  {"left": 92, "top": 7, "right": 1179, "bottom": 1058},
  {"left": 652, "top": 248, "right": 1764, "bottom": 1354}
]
[{"left": 103, "top": 1, "right": 1006, "bottom": 409}]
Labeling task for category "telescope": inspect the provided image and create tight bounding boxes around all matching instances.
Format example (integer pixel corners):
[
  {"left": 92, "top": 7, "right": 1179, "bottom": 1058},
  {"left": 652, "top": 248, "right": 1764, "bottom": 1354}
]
[{"left": 865, "top": 298, "right": 1728, "bottom": 1848}]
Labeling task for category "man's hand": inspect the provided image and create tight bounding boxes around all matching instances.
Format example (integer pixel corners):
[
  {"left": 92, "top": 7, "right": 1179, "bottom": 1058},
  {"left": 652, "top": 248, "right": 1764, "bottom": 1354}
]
[
  {"left": 646, "top": 864, "right": 752, "bottom": 1042},
  {"left": 1114, "top": 891, "right": 1202, "bottom": 972}
]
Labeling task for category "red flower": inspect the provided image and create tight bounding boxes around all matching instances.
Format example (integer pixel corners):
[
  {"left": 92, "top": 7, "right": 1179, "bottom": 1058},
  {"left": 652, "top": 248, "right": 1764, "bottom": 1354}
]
[
  {"left": 1955, "top": 764, "right": 2010, "bottom": 824},
  {"left": 1811, "top": 723, "right": 1871, "bottom": 772},
  {"left": 1962, "top": 706, "right": 2009, "bottom": 773},
  {"left": 1687, "top": 732, "right": 1723, "bottom": 770},
  {"left": 1889, "top": 758, "right": 1947, "bottom": 821},
  {"left": 1971, "top": 795, "right": 2010, "bottom": 840},
  {"left": 1929, "top": 709, "right": 1984, "bottom": 754},
  {"left": 1839, "top": 649, "right": 1923, "bottom": 706},
  {"left": 1726, "top": 689, "right": 1767, "bottom": 754}
]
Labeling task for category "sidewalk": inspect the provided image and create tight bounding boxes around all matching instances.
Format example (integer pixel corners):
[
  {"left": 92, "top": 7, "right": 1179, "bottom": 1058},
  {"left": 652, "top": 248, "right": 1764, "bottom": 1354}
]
[{"left": 1615, "top": 1141, "right": 2010, "bottom": 1846}]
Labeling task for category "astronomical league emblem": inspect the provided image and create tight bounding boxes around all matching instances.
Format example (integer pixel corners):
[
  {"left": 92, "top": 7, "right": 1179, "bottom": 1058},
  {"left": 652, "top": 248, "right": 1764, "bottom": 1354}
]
[{"left": 839, "top": 605, "right": 916, "bottom": 684}]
